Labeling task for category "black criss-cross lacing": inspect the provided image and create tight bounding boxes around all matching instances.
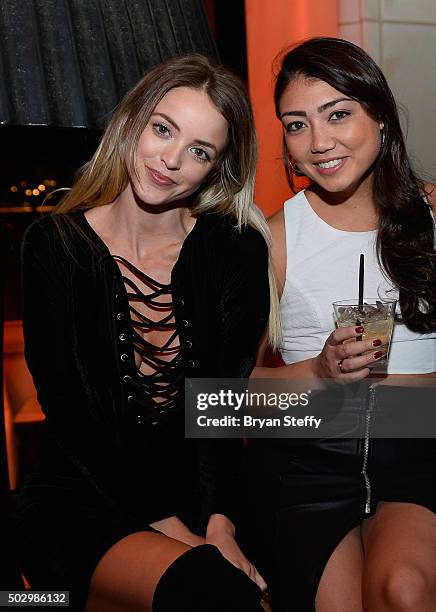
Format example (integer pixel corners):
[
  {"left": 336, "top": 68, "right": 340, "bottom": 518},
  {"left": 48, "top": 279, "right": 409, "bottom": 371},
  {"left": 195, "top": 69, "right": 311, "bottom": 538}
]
[{"left": 114, "top": 256, "right": 184, "bottom": 416}]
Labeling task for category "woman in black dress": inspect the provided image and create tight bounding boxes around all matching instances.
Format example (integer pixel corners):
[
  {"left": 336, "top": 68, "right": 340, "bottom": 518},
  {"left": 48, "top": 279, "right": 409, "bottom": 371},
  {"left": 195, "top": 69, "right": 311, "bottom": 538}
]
[{"left": 14, "top": 54, "right": 278, "bottom": 611}]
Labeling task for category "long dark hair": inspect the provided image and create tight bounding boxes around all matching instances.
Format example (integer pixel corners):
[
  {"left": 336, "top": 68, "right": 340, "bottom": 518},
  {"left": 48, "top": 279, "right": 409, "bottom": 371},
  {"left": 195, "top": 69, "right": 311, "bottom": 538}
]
[{"left": 274, "top": 37, "right": 435, "bottom": 334}]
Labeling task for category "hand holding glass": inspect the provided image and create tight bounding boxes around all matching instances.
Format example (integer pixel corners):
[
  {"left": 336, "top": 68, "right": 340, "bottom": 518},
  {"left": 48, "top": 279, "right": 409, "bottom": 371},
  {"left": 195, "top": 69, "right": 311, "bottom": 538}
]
[{"left": 333, "top": 299, "right": 396, "bottom": 367}]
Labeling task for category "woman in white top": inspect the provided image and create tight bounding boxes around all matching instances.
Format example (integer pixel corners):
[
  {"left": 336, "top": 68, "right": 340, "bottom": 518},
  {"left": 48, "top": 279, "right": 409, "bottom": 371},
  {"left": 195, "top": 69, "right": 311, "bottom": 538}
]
[{"left": 250, "top": 37, "right": 436, "bottom": 612}]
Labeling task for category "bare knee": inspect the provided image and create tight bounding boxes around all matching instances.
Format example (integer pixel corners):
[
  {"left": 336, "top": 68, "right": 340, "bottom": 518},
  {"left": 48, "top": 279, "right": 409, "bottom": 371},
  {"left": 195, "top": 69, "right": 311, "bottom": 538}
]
[
  {"left": 369, "top": 565, "right": 435, "bottom": 612},
  {"left": 85, "top": 531, "right": 190, "bottom": 612},
  {"left": 315, "top": 526, "right": 363, "bottom": 612}
]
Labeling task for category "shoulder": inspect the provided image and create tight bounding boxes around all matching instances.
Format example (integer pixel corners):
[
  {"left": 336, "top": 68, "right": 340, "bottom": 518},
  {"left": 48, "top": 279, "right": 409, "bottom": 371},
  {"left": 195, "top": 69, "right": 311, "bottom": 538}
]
[
  {"left": 22, "top": 211, "right": 97, "bottom": 262},
  {"left": 24, "top": 212, "right": 80, "bottom": 240},
  {"left": 22, "top": 214, "right": 62, "bottom": 254},
  {"left": 268, "top": 207, "right": 285, "bottom": 243},
  {"left": 199, "top": 212, "right": 268, "bottom": 260},
  {"left": 268, "top": 190, "right": 305, "bottom": 238},
  {"left": 424, "top": 183, "right": 436, "bottom": 214},
  {"left": 267, "top": 207, "right": 288, "bottom": 297}
]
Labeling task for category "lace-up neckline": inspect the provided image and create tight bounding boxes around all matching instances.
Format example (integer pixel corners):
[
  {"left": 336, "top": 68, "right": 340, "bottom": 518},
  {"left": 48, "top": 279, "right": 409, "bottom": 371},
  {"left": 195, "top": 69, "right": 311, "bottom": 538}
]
[{"left": 113, "top": 255, "right": 184, "bottom": 416}]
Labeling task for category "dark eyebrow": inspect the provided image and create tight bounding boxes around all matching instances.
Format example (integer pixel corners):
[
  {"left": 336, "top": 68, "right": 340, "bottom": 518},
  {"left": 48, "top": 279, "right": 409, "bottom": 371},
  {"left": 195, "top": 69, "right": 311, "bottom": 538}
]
[
  {"left": 151, "top": 112, "right": 217, "bottom": 153},
  {"left": 194, "top": 139, "right": 217, "bottom": 153},
  {"left": 317, "top": 97, "right": 355, "bottom": 113},
  {"left": 280, "top": 97, "right": 355, "bottom": 119},
  {"left": 152, "top": 112, "right": 180, "bottom": 130}
]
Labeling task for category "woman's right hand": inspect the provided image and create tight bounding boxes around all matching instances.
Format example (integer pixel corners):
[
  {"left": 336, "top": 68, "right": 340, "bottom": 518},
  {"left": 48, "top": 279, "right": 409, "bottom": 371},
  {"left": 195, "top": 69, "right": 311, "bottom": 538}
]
[
  {"left": 150, "top": 516, "right": 205, "bottom": 547},
  {"left": 313, "top": 325, "right": 384, "bottom": 383}
]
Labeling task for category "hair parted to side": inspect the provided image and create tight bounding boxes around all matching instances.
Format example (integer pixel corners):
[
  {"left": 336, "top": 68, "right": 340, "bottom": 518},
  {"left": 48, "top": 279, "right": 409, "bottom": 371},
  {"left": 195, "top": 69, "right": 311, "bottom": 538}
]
[
  {"left": 274, "top": 37, "right": 436, "bottom": 334},
  {"left": 54, "top": 53, "right": 281, "bottom": 346}
]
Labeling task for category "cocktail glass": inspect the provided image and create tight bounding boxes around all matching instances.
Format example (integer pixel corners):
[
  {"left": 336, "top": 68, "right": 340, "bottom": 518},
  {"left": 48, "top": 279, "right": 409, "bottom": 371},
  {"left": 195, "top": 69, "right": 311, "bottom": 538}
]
[{"left": 332, "top": 298, "right": 397, "bottom": 367}]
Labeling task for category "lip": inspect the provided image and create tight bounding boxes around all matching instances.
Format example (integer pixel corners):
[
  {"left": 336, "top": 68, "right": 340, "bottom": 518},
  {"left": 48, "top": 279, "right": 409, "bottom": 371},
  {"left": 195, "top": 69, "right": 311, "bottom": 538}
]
[
  {"left": 146, "top": 166, "right": 176, "bottom": 187},
  {"left": 313, "top": 157, "right": 348, "bottom": 175}
]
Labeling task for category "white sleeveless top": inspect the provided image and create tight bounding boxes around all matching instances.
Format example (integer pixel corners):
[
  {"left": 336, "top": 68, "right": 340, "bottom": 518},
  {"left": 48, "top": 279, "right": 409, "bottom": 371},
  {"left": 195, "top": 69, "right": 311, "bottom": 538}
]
[{"left": 280, "top": 190, "right": 436, "bottom": 374}]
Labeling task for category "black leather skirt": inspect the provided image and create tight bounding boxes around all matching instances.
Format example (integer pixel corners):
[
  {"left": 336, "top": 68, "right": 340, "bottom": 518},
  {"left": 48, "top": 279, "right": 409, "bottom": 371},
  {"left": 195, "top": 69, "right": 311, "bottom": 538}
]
[{"left": 239, "top": 385, "right": 436, "bottom": 612}]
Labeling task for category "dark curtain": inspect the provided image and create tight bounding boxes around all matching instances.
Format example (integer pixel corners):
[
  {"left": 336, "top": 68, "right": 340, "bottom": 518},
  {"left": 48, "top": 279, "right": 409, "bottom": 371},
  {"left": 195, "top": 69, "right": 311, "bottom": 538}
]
[{"left": 0, "top": 0, "right": 218, "bottom": 129}]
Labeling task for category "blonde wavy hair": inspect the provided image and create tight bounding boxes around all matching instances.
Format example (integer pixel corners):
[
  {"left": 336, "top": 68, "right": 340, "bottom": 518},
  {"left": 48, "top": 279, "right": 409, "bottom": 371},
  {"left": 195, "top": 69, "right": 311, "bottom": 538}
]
[{"left": 54, "top": 53, "right": 281, "bottom": 348}]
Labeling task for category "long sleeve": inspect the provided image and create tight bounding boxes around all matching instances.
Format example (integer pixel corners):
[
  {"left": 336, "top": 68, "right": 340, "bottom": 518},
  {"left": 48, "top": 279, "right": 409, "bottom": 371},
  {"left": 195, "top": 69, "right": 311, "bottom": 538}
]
[
  {"left": 22, "top": 219, "right": 77, "bottom": 417},
  {"left": 197, "top": 225, "right": 270, "bottom": 525},
  {"left": 218, "top": 227, "right": 270, "bottom": 377},
  {"left": 21, "top": 218, "right": 123, "bottom": 500}
]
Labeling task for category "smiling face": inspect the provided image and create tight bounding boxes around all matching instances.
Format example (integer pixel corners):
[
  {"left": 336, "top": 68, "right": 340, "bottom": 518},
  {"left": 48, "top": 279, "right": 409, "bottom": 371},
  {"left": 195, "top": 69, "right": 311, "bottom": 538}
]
[
  {"left": 279, "top": 77, "right": 383, "bottom": 194},
  {"left": 129, "top": 86, "right": 229, "bottom": 206}
]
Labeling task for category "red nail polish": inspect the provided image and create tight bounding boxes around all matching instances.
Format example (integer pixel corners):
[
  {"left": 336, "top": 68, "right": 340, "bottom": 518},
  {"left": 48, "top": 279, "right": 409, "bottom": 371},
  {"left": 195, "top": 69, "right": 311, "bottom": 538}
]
[
  {"left": 374, "top": 351, "right": 383, "bottom": 359},
  {"left": 372, "top": 339, "right": 382, "bottom": 347},
  {"left": 355, "top": 326, "right": 364, "bottom": 333}
]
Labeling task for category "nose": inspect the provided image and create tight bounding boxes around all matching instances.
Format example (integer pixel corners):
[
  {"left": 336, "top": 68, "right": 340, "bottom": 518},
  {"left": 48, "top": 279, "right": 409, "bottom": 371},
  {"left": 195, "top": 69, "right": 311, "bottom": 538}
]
[
  {"left": 310, "top": 123, "right": 335, "bottom": 155},
  {"left": 161, "top": 143, "right": 183, "bottom": 170}
]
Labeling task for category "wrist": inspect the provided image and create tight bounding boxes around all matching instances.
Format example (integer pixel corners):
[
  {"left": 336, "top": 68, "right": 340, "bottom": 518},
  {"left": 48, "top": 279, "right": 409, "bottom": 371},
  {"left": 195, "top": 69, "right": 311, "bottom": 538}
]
[
  {"left": 310, "top": 356, "right": 333, "bottom": 390},
  {"left": 206, "top": 514, "right": 235, "bottom": 538},
  {"left": 311, "top": 355, "right": 323, "bottom": 378}
]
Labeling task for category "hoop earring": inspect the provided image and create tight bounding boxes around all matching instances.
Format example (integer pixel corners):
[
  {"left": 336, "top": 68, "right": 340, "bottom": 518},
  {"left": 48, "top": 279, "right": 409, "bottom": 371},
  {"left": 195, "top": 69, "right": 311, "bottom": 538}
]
[{"left": 287, "top": 158, "right": 305, "bottom": 176}]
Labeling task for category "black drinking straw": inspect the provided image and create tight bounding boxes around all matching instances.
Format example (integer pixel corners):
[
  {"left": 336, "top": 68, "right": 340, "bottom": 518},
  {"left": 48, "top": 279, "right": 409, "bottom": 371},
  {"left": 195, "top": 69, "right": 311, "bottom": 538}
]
[
  {"left": 358, "top": 254, "right": 364, "bottom": 307},
  {"left": 357, "top": 254, "right": 364, "bottom": 340}
]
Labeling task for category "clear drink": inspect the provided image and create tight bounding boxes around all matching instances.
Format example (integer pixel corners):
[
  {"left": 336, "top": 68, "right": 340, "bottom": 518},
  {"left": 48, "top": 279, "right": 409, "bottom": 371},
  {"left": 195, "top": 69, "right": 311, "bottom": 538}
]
[{"left": 333, "top": 299, "right": 396, "bottom": 365}]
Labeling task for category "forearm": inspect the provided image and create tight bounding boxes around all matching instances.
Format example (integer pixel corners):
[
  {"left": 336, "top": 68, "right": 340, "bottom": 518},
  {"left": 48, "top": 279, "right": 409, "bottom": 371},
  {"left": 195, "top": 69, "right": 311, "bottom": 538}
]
[
  {"left": 252, "top": 356, "right": 320, "bottom": 379},
  {"left": 205, "top": 513, "right": 267, "bottom": 590},
  {"left": 254, "top": 325, "right": 381, "bottom": 384}
]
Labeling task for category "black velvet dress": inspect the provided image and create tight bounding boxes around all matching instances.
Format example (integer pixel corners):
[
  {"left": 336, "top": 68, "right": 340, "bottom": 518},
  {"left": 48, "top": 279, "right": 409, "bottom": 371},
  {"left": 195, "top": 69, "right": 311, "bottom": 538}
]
[{"left": 12, "top": 210, "right": 270, "bottom": 610}]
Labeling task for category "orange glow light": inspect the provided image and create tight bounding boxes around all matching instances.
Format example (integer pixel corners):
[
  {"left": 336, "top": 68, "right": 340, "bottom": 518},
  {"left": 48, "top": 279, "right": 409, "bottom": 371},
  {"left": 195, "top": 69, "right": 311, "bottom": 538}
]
[{"left": 245, "top": 0, "right": 339, "bottom": 216}]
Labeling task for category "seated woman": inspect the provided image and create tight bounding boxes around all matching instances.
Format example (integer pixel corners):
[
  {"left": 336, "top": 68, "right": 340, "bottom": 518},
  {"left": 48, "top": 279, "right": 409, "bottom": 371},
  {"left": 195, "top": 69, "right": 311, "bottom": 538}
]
[
  {"left": 13, "top": 54, "right": 279, "bottom": 612},
  {"left": 251, "top": 37, "right": 436, "bottom": 611}
]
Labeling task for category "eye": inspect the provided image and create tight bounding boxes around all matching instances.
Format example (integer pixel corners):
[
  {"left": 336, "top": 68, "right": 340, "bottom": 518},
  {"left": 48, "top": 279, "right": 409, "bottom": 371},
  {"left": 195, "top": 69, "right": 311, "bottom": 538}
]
[
  {"left": 284, "top": 121, "right": 306, "bottom": 133},
  {"left": 190, "top": 147, "right": 210, "bottom": 163},
  {"left": 153, "top": 123, "right": 171, "bottom": 137},
  {"left": 329, "top": 110, "right": 351, "bottom": 121}
]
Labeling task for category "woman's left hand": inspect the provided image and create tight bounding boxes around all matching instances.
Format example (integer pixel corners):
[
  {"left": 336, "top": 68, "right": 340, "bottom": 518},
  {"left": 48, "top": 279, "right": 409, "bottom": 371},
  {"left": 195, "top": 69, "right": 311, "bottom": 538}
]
[{"left": 206, "top": 516, "right": 267, "bottom": 591}]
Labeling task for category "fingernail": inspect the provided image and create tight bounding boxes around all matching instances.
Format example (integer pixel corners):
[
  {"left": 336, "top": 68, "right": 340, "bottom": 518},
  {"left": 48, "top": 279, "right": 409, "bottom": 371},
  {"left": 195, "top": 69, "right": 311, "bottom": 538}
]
[
  {"left": 374, "top": 351, "right": 383, "bottom": 359},
  {"left": 372, "top": 339, "right": 382, "bottom": 347},
  {"left": 355, "top": 326, "right": 364, "bottom": 333}
]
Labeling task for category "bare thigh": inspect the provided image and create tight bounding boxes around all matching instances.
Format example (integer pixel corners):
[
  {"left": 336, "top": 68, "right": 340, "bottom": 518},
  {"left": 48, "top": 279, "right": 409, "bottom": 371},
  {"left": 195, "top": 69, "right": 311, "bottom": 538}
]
[
  {"left": 85, "top": 531, "right": 191, "bottom": 612},
  {"left": 362, "top": 502, "right": 436, "bottom": 611},
  {"left": 316, "top": 526, "right": 364, "bottom": 612}
]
